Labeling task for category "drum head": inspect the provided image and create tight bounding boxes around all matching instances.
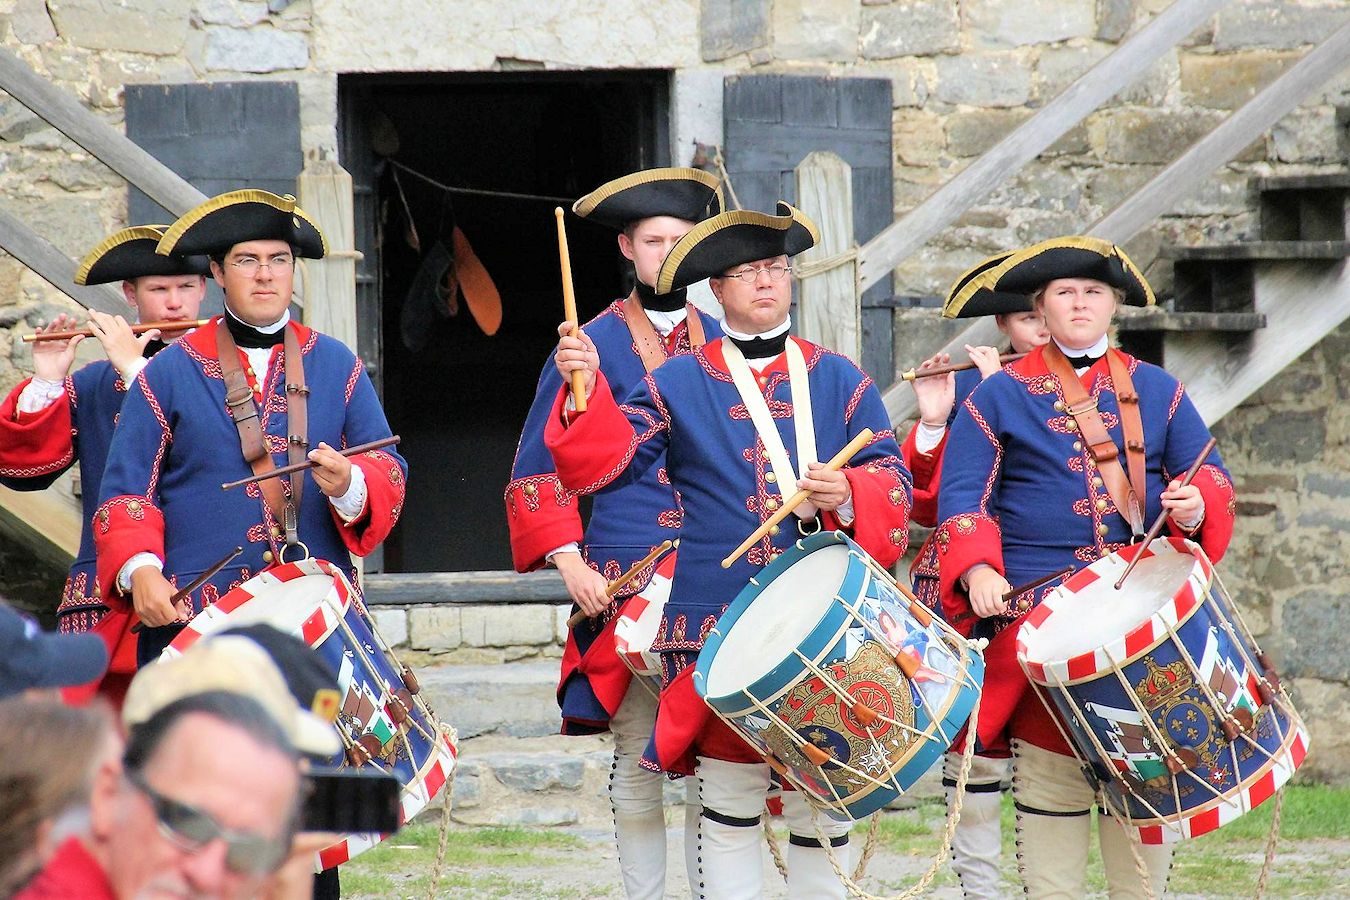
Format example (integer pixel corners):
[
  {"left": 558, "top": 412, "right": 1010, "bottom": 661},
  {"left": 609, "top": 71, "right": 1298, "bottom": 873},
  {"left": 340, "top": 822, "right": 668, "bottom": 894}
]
[
  {"left": 703, "top": 542, "right": 850, "bottom": 698},
  {"left": 1020, "top": 542, "right": 1194, "bottom": 667}
]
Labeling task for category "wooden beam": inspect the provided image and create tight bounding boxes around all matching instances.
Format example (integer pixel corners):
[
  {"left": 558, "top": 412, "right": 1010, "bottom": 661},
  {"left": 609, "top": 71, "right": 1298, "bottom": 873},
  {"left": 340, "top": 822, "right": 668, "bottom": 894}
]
[
  {"left": 795, "top": 151, "right": 860, "bottom": 361},
  {"left": 363, "top": 570, "right": 568, "bottom": 606},
  {"left": 0, "top": 485, "right": 79, "bottom": 569},
  {"left": 0, "top": 46, "right": 204, "bottom": 216},
  {"left": 297, "top": 159, "right": 359, "bottom": 349},
  {"left": 0, "top": 204, "right": 126, "bottom": 314},
  {"left": 880, "top": 19, "right": 1350, "bottom": 426},
  {"left": 857, "top": 0, "right": 1230, "bottom": 291}
]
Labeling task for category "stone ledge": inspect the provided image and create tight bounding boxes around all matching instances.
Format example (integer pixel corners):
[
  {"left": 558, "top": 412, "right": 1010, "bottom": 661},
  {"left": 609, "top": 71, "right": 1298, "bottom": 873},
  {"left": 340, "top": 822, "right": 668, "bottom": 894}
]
[{"left": 1161, "top": 241, "right": 1350, "bottom": 261}]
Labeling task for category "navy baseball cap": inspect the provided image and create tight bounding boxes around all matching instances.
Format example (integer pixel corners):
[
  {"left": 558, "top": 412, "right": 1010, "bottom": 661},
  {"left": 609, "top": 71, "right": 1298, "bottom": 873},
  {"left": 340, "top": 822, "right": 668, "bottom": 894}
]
[{"left": 0, "top": 603, "right": 108, "bottom": 699}]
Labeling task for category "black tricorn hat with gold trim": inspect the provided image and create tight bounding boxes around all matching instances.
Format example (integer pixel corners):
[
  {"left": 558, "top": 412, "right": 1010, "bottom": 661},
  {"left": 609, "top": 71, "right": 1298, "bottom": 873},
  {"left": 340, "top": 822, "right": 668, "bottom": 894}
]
[
  {"left": 573, "top": 167, "right": 722, "bottom": 231},
  {"left": 156, "top": 189, "right": 327, "bottom": 260},
  {"left": 75, "top": 226, "right": 212, "bottom": 286},
  {"left": 941, "top": 252, "right": 1033, "bottom": 319},
  {"left": 655, "top": 202, "right": 819, "bottom": 294},
  {"left": 990, "top": 236, "right": 1155, "bottom": 307}
]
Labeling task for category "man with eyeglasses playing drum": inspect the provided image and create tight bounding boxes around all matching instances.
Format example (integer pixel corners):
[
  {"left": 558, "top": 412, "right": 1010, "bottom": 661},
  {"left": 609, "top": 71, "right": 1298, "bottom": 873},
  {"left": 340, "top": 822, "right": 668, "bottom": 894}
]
[
  {"left": 935, "top": 237, "right": 1234, "bottom": 899},
  {"left": 507, "top": 168, "right": 722, "bottom": 900},
  {"left": 545, "top": 203, "right": 911, "bottom": 898}
]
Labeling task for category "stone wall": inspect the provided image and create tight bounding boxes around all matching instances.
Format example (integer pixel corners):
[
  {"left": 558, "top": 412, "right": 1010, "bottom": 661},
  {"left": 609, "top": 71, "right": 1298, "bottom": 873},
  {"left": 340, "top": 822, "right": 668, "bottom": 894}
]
[{"left": 373, "top": 604, "right": 566, "bottom": 665}]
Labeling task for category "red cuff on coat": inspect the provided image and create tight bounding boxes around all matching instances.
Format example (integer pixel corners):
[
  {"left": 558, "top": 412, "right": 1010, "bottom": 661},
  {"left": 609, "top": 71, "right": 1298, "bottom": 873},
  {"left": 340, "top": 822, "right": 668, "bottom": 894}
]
[
  {"left": 332, "top": 450, "right": 406, "bottom": 556},
  {"left": 0, "top": 379, "right": 74, "bottom": 478},
  {"left": 1165, "top": 463, "right": 1236, "bottom": 564},
  {"left": 504, "top": 474, "right": 583, "bottom": 572},
  {"left": 92, "top": 496, "right": 166, "bottom": 606},
  {"left": 543, "top": 373, "right": 638, "bottom": 495},
  {"left": 935, "top": 513, "right": 1004, "bottom": 635},
  {"left": 841, "top": 463, "right": 912, "bottom": 569}
]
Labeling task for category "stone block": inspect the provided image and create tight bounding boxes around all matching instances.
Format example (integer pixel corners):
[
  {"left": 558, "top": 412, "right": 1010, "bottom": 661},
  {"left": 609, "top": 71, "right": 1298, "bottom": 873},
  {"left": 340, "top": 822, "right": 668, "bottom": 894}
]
[
  {"left": 1180, "top": 51, "right": 1300, "bottom": 109},
  {"left": 1115, "top": 51, "right": 1177, "bottom": 106},
  {"left": 893, "top": 109, "right": 944, "bottom": 167},
  {"left": 1214, "top": 1, "right": 1349, "bottom": 51},
  {"left": 1271, "top": 107, "right": 1341, "bottom": 164},
  {"left": 772, "top": 0, "right": 860, "bottom": 63},
  {"left": 490, "top": 753, "right": 586, "bottom": 791},
  {"left": 479, "top": 605, "right": 556, "bottom": 647},
  {"left": 1249, "top": 410, "right": 1327, "bottom": 465},
  {"left": 47, "top": 0, "right": 193, "bottom": 54},
  {"left": 945, "top": 108, "right": 1031, "bottom": 158},
  {"left": 1035, "top": 43, "right": 1111, "bottom": 104},
  {"left": 1235, "top": 473, "right": 1298, "bottom": 495},
  {"left": 554, "top": 605, "right": 571, "bottom": 643},
  {"left": 1303, "top": 472, "right": 1350, "bottom": 499},
  {"left": 446, "top": 761, "right": 481, "bottom": 808},
  {"left": 891, "top": 307, "right": 970, "bottom": 367},
  {"left": 889, "top": 59, "right": 934, "bottom": 108},
  {"left": 1091, "top": 108, "right": 1225, "bottom": 164},
  {"left": 1286, "top": 677, "right": 1350, "bottom": 782},
  {"left": 1096, "top": 0, "right": 1135, "bottom": 42},
  {"left": 965, "top": 0, "right": 1096, "bottom": 48},
  {"left": 198, "top": 0, "right": 269, "bottom": 26},
  {"left": 1045, "top": 122, "right": 1091, "bottom": 156},
  {"left": 1282, "top": 589, "right": 1350, "bottom": 682},
  {"left": 934, "top": 52, "right": 1033, "bottom": 108},
  {"left": 10, "top": 0, "right": 58, "bottom": 43},
  {"left": 407, "top": 606, "right": 462, "bottom": 652},
  {"left": 204, "top": 25, "right": 309, "bottom": 72},
  {"left": 416, "top": 661, "right": 560, "bottom": 739},
  {"left": 860, "top": 1, "right": 959, "bottom": 59},
  {"left": 700, "top": 0, "right": 771, "bottom": 61},
  {"left": 0, "top": 99, "right": 45, "bottom": 143},
  {"left": 370, "top": 608, "right": 408, "bottom": 648}
]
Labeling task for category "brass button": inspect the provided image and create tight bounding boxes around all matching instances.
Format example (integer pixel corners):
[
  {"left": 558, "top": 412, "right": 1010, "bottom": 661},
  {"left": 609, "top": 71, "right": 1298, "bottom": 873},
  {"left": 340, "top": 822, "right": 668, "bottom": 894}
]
[
  {"left": 127, "top": 500, "right": 141, "bottom": 513},
  {"left": 765, "top": 497, "right": 780, "bottom": 511},
  {"left": 1066, "top": 420, "right": 1078, "bottom": 432},
  {"left": 958, "top": 516, "right": 973, "bottom": 529},
  {"left": 757, "top": 376, "right": 768, "bottom": 386},
  {"left": 271, "top": 526, "right": 282, "bottom": 539},
  {"left": 866, "top": 465, "right": 878, "bottom": 473},
  {"left": 1097, "top": 524, "right": 1109, "bottom": 537},
  {"left": 262, "top": 550, "right": 275, "bottom": 563},
  {"left": 889, "top": 489, "right": 902, "bottom": 503},
  {"left": 1086, "top": 458, "right": 1096, "bottom": 469},
  {"left": 246, "top": 367, "right": 255, "bottom": 376},
  {"left": 769, "top": 525, "right": 780, "bottom": 537},
  {"left": 1073, "top": 441, "right": 1082, "bottom": 452},
  {"left": 523, "top": 483, "right": 537, "bottom": 497},
  {"left": 1096, "top": 498, "right": 1108, "bottom": 511},
  {"left": 769, "top": 551, "right": 781, "bottom": 561},
  {"left": 1092, "top": 476, "right": 1104, "bottom": 488},
  {"left": 765, "top": 472, "right": 777, "bottom": 484},
  {"left": 1042, "top": 379, "right": 1055, "bottom": 391},
  {"left": 1053, "top": 401, "right": 1065, "bottom": 412}
]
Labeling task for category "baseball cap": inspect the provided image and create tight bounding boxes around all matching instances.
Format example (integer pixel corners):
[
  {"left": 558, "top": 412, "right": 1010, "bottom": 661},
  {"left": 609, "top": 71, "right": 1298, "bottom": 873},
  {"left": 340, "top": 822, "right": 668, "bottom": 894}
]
[
  {"left": 123, "top": 636, "right": 341, "bottom": 758},
  {"left": 0, "top": 603, "right": 108, "bottom": 700}
]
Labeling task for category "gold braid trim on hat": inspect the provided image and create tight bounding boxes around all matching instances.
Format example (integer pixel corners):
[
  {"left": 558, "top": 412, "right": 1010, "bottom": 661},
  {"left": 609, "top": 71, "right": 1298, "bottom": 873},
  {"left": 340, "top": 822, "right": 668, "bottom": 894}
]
[
  {"left": 156, "top": 189, "right": 324, "bottom": 256},
  {"left": 991, "top": 235, "right": 1156, "bottom": 307},
  {"left": 572, "top": 167, "right": 720, "bottom": 218},
  {"left": 776, "top": 201, "right": 821, "bottom": 246},
  {"left": 941, "top": 252, "right": 1014, "bottom": 319},
  {"left": 74, "top": 225, "right": 170, "bottom": 285},
  {"left": 654, "top": 208, "right": 794, "bottom": 295}
]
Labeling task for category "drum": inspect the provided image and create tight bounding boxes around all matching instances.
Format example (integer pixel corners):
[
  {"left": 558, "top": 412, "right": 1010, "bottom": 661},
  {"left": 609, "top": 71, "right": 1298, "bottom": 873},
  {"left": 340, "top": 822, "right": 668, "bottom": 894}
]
[
  {"left": 1017, "top": 537, "right": 1309, "bottom": 844},
  {"left": 695, "top": 531, "right": 984, "bottom": 820},
  {"left": 614, "top": 552, "right": 676, "bottom": 695},
  {"left": 165, "top": 558, "right": 458, "bottom": 865}
]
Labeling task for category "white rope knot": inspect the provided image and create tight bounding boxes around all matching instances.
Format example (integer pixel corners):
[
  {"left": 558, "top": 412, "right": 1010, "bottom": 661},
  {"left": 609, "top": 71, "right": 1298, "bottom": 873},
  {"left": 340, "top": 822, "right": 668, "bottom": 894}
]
[{"left": 794, "top": 246, "right": 859, "bottom": 280}]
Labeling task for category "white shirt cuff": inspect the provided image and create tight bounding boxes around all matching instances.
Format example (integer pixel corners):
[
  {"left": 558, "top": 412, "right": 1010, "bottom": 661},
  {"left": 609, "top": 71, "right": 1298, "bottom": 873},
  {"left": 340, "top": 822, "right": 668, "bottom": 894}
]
[
  {"left": 330, "top": 463, "right": 368, "bottom": 522},
  {"left": 118, "top": 357, "right": 148, "bottom": 386},
  {"left": 835, "top": 496, "right": 855, "bottom": 525},
  {"left": 1176, "top": 506, "right": 1205, "bottom": 531},
  {"left": 117, "top": 553, "right": 164, "bottom": 593},
  {"left": 546, "top": 543, "right": 580, "bottom": 564},
  {"left": 913, "top": 421, "right": 947, "bottom": 455},
  {"left": 17, "top": 377, "right": 64, "bottom": 414}
]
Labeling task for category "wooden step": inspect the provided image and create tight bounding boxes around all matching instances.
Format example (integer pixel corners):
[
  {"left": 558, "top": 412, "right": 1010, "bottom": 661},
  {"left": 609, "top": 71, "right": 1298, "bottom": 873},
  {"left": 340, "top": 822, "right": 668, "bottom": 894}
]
[
  {"left": 1251, "top": 172, "right": 1350, "bottom": 193},
  {"left": 1162, "top": 240, "right": 1350, "bottom": 261},
  {"left": 1116, "top": 310, "right": 1266, "bottom": 332}
]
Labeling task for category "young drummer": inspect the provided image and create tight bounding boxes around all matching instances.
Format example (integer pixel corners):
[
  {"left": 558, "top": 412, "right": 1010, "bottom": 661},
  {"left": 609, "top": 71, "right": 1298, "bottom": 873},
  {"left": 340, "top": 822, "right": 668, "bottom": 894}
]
[
  {"left": 0, "top": 227, "right": 209, "bottom": 703},
  {"left": 936, "top": 237, "right": 1235, "bottom": 899},
  {"left": 545, "top": 203, "right": 911, "bottom": 898},
  {"left": 903, "top": 255, "right": 1048, "bottom": 899},
  {"left": 505, "top": 168, "right": 722, "bottom": 899}
]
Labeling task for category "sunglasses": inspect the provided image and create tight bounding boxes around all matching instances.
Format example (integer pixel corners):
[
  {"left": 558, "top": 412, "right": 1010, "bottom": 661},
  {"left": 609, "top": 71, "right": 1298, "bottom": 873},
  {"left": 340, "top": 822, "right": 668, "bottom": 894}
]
[{"left": 125, "top": 768, "right": 292, "bottom": 876}]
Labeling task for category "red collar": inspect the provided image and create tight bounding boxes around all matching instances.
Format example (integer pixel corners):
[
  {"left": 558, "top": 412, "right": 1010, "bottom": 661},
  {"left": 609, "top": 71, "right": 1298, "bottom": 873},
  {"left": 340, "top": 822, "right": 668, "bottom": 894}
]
[
  {"left": 1014, "top": 344, "right": 1132, "bottom": 381},
  {"left": 700, "top": 335, "right": 815, "bottom": 379},
  {"left": 182, "top": 316, "right": 314, "bottom": 360}
]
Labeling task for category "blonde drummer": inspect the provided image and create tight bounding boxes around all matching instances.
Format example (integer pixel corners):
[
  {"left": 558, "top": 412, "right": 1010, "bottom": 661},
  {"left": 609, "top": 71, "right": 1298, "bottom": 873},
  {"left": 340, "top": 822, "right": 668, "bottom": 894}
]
[{"left": 935, "top": 237, "right": 1235, "bottom": 898}]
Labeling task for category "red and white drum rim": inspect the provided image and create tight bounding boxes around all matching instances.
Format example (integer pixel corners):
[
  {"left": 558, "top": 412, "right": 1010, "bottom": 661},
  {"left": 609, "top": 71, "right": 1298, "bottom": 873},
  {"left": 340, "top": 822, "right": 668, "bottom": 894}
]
[{"left": 1018, "top": 537, "right": 1214, "bottom": 686}]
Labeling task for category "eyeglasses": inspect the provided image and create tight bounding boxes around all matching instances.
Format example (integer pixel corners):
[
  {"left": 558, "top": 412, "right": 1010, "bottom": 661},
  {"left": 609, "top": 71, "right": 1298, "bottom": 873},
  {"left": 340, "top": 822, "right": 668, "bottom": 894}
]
[
  {"left": 125, "top": 768, "right": 292, "bottom": 876},
  {"left": 227, "top": 254, "right": 295, "bottom": 275},
  {"left": 724, "top": 264, "right": 792, "bottom": 284}
]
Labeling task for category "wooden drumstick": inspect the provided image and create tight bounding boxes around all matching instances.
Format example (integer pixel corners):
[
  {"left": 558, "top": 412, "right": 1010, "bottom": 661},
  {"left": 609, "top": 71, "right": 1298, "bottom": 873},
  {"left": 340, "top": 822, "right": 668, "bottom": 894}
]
[
  {"left": 1001, "top": 566, "right": 1074, "bottom": 604},
  {"left": 566, "top": 539, "right": 676, "bottom": 628},
  {"left": 554, "top": 207, "right": 587, "bottom": 412},
  {"left": 1114, "top": 437, "right": 1217, "bottom": 590},
  {"left": 721, "top": 428, "right": 876, "bottom": 569},
  {"left": 130, "top": 545, "right": 243, "bottom": 633},
  {"left": 899, "top": 352, "right": 1026, "bottom": 382},
  {"left": 219, "top": 436, "right": 401, "bottom": 490},
  {"left": 23, "top": 318, "right": 211, "bottom": 343}
]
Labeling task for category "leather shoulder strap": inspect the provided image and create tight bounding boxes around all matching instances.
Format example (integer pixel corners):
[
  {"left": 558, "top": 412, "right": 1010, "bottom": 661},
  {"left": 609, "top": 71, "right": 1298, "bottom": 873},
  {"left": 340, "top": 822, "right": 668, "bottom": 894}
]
[
  {"left": 282, "top": 326, "right": 308, "bottom": 547},
  {"left": 216, "top": 323, "right": 287, "bottom": 529},
  {"left": 1106, "top": 349, "right": 1146, "bottom": 511},
  {"left": 684, "top": 303, "right": 706, "bottom": 350},
  {"left": 621, "top": 294, "right": 670, "bottom": 374},
  {"left": 1043, "top": 342, "right": 1144, "bottom": 535}
]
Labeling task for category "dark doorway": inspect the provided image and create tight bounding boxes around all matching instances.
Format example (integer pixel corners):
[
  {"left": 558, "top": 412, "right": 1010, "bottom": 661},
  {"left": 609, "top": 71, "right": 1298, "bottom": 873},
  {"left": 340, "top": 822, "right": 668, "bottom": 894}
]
[{"left": 339, "top": 72, "right": 670, "bottom": 573}]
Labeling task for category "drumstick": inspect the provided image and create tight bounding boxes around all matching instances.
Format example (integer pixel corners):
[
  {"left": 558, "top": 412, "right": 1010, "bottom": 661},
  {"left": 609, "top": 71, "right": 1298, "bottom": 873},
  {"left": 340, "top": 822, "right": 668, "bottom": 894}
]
[
  {"left": 23, "top": 318, "right": 211, "bottom": 343},
  {"left": 130, "top": 545, "right": 243, "bottom": 633},
  {"left": 566, "top": 539, "right": 676, "bottom": 628},
  {"left": 899, "top": 352, "right": 1026, "bottom": 382},
  {"left": 554, "top": 207, "right": 587, "bottom": 412},
  {"left": 721, "top": 428, "right": 875, "bottom": 569},
  {"left": 219, "top": 436, "right": 401, "bottom": 490},
  {"left": 1114, "top": 437, "right": 1218, "bottom": 591},
  {"left": 1001, "top": 566, "right": 1074, "bottom": 604}
]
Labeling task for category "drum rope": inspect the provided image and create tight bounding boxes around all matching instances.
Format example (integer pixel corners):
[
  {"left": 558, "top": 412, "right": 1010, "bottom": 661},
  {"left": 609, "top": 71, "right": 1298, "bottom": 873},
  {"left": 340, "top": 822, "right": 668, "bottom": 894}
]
[
  {"left": 763, "top": 808, "right": 882, "bottom": 884},
  {"left": 811, "top": 691, "right": 982, "bottom": 900},
  {"left": 1097, "top": 791, "right": 1158, "bottom": 900},
  {"left": 1254, "top": 787, "right": 1285, "bottom": 899},
  {"left": 425, "top": 721, "right": 458, "bottom": 900},
  {"left": 763, "top": 816, "right": 790, "bottom": 883}
]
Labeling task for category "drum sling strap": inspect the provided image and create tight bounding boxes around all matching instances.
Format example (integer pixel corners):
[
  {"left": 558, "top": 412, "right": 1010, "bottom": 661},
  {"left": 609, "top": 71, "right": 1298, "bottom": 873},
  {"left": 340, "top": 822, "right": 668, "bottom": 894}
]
[
  {"left": 722, "top": 337, "right": 818, "bottom": 504},
  {"left": 1042, "top": 342, "right": 1146, "bottom": 538},
  {"left": 621, "top": 294, "right": 706, "bottom": 373},
  {"left": 217, "top": 323, "right": 309, "bottom": 551}
]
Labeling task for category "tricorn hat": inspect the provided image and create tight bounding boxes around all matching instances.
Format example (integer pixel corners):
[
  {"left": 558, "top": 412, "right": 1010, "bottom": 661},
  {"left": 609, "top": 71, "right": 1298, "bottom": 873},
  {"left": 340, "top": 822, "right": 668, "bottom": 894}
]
[
  {"left": 573, "top": 167, "right": 722, "bottom": 232},
  {"left": 75, "top": 225, "right": 212, "bottom": 286},
  {"left": 655, "top": 202, "right": 819, "bottom": 295},
  {"left": 941, "top": 253, "right": 1033, "bottom": 319},
  {"left": 990, "top": 236, "right": 1155, "bottom": 307},
  {"left": 156, "top": 189, "right": 327, "bottom": 260}
]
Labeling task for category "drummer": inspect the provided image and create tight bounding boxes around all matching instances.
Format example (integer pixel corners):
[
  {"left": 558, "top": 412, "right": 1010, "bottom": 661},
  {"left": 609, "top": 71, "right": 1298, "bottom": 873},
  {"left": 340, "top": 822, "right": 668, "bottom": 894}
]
[
  {"left": 545, "top": 203, "right": 911, "bottom": 898},
  {"left": 506, "top": 168, "right": 722, "bottom": 900},
  {"left": 0, "top": 226, "right": 209, "bottom": 705},
  {"left": 903, "top": 254, "right": 1048, "bottom": 899},
  {"left": 936, "top": 236, "right": 1235, "bottom": 898}
]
